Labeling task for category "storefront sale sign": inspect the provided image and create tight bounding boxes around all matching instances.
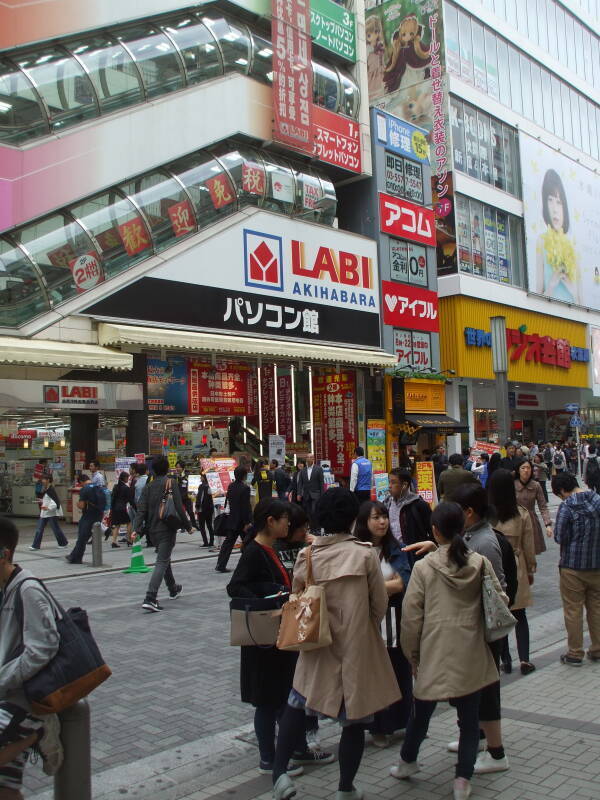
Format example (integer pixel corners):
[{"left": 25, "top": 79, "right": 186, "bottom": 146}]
[
  {"left": 277, "top": 368, "right": 294, "bottom": 443},
  {"left": 312, "top": 370, "right": 357, "bottom": 476},
  {"left": 260, "top": 365, "right": 277, "bottom": 437},
  {"left": 147, "top": 357, "right": 188, "bottom": 414},
  {"left": 188, "top": 360, "right": 257, "bottom": 416},
  {"left": 69, "top": 252, "right": 104, "bottom": 293},
  {"left": 367, "top": 420, "right": 386, "bottom": 473},
  {"left": 416, "top": 461, "right": 436, "bottom": 507}
]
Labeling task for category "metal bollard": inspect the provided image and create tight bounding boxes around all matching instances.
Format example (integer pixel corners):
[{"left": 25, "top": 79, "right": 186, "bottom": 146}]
[
  {"left": 91, "top": 521, "right": 103, "bottom": 567},
  {"left": 54, "top": 700, "right": 91, "bottom": 800}
]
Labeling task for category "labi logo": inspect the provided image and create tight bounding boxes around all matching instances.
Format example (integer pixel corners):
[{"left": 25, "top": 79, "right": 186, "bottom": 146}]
[{"left": 243, "top": 229, "right": 284, "bottom": 292}]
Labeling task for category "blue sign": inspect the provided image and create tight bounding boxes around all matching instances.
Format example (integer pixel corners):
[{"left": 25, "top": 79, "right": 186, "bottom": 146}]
[
  {"left": 570, "top": 415, "right": 582, "bottom": 427},
  {"left": 147, "top": 356, "right": 188, "bottom": 414},
  {"left": 373, "top": 108, "right": 429, "bottom": 164},
  {"left": 565, "top": 403, "right": 580, "bottom": 413}
]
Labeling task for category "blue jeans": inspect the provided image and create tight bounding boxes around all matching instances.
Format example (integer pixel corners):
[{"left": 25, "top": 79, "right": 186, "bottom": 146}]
[
  {"left": 68, "top": 515, "right": 99, "bottom": 563},
  {"left": 32, "top": 516, "right": 68, "bottom": 549}
]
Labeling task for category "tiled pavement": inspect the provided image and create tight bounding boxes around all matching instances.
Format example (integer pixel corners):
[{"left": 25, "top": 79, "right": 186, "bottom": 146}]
[{"left": 18, "top": 496, "right": 600, "bottom": 799}]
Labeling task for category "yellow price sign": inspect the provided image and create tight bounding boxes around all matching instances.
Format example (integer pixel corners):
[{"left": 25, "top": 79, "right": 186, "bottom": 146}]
[
  {"left": 167, "top": 452, "right": 178, "bottom": 468},
  {"left": 411, "top": 130, "right": 429, "bottom": 161}
]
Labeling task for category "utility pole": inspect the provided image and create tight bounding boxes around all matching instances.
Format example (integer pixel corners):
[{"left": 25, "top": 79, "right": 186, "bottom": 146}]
[{"left": 490, "top": 316, "right": 511, "bottom": 446}]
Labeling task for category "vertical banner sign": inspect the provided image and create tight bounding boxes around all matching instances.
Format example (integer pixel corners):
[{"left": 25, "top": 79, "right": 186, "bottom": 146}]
[
  {"left": 147, "top": 357, "right": 188, "bottom": 414},
  {"left": 261, "top": 365, "right": 277, "bottom": 437},
  {"left": 272, "top": 0, "right": 313, "bottom": 154},
  {"left": 416, "top": 460, "right": 436, "bottom": 507},
  {"left": 367, "top": 420, "right": 386, "bottom": 473},
  {"left": 312, "top": 370, "right": 357, "bottom": 476},
  {"left": 277, "top": 367, "right": 294, "bottom": 443}
]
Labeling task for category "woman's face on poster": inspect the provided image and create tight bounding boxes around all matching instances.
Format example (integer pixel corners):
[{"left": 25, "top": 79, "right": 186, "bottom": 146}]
[{"left": 547, "top": 190, "right": 564, "bottom": 232}]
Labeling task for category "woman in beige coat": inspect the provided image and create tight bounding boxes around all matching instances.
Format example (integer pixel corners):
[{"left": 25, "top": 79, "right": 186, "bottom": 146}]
[
  {"left": 393, "top": 502, "right": 504, "bottom": 800},
  {"left": 489, "top": 469, "right": 537, "bottom": 675},
  {"left": 272, "top": 489, "right": 400, "bottom": 800},
  {"left": 514, "top": 459, "right": 552, "bottom": 554}
]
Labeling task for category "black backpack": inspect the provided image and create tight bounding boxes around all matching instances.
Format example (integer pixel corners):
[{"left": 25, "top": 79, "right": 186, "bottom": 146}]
[
  {"left": 553, "top": 451, "right": 563, "bottom": 467},
  {"left": 543, "top": 447, "right": 553, "bottom": 463}
]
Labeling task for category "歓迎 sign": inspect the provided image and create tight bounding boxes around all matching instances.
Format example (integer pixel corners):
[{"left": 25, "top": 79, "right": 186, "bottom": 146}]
[
  {"left": 382, "top": 281, "right": 439, "bottom": 332},
  {"left": 271, "top": 0, "right": 313, "bottom": 154},
  {"left": 374, "top": 109, "right": 429, "bottom": 163},
  {"left": 379, "top": 192, "right": 436, "bottom": 247},
  {"left": 313, "top": 105, "right": 361, "bottom": 174},
  {"left": 310, "top": 0, "right": 356, "bottom": 61}
]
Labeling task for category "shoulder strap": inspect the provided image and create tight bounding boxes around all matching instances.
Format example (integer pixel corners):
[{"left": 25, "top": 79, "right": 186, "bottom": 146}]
[
  {"left": 305, "top": 545, "right": 314, "bottom": 587},
  {"left": 13, "top": 577, "right": 65, "bottom": 624}
]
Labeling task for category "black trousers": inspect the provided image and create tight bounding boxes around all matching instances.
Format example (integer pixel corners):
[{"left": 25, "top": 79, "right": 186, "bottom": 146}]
[
  {"left": 354, "top": 489, "right": 371, "bottom": 504},
  {"left": 183, "top": 498, "right": 197, "bottom": 528},
  {"left": 197, "top": 512, "right": 214, "bottom": 546},
  {"left": 216, "top": 527, "right": 243, "bottom": 570}
]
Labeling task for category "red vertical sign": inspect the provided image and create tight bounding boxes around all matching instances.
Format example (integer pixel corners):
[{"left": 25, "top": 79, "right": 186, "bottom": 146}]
[
  {"left": 277, "top": 368, "right": 294, "bottom": 443},
  {"left": 312, "top": 370, "right": 357, "bottom": 477},
  {"left": 261, "top": 365, "right": 277, "bottom": 436},
  {"left": 272, "top": 0, "right": 313, "bottom": 154}
]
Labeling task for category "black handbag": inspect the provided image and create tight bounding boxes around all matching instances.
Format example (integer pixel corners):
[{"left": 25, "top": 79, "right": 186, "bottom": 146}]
[
  {"left": 15, "top": 578, "right": 111, "bottom": 714},
  {"left": 158, "top": 478, "right": 182, "bottom": 530}
]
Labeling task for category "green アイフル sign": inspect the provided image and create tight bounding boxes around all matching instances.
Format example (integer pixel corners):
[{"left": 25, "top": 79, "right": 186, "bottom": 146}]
[{"left": 310, "top": 0, "right": 356, "bottom": 62}]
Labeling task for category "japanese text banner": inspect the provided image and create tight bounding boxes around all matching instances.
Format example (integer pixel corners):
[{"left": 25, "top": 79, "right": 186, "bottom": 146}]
[{"left": 382, "top": 280, "right": 439, "bottom": 332}]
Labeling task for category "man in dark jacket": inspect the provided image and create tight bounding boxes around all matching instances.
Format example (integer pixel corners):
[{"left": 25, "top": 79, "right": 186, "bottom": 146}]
[
  {"left": 385, "top": 469, "right": 433, "bottom": 569},
  {"left": 438, "top": 453, "right": 479, "bottom": 500},
  {"left": 271, "top": 460, "right": 291, "bottom": 500},
  {"left": 297, "top": 454, "right": 325, "bottom": 531},
  {"left": 134, "top": 456, "right": 192, "bottom": 612},
  {"left": 215, "top": 466, "right": 252, "bottom": 573},
  {"left": 195, "top": 473, "right": 215, "bottom": 547},
  {"left": 175, "top": 461, "right": 198, "bottom": 531},
  {"left": 499, "top": 443, "right": 519, "bottom": 473}
]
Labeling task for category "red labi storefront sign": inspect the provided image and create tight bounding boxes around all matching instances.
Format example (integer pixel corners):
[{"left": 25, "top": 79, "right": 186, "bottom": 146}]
[
  {"left": 379, "top": 192, "right": 436, "bottom": 247},
  {"left": 381, "top": 280, "right": 439, "bottom": 332}
]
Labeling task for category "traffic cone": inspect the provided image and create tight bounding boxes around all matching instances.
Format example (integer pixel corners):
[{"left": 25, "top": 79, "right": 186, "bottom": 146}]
[{"left": 123, "top": 539, "right": 152, "bottom": 574}]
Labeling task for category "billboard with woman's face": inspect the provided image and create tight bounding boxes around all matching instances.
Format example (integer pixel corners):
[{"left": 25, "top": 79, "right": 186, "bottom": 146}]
[{"left": 521, "top": 133, "right": 600, "bottom": 310}]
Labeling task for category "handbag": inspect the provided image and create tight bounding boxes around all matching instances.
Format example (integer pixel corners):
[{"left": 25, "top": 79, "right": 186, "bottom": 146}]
[
  {"left": 481, "top": 558, "right": 516, "bottom": 642},
  {"left": 158, "top": 478, "right": 182, "bottom": 530},
  {"left": 230, "top": 584, "right": 288, "bottom": 647},
  {"left": 277, "top": 546, "right": 332, "bottom": 652},
  {"left": 40, "top": 493, "right": 58, "bottom": 518},
  {"left": 14, "top": 578, "right": 112, "bottom": 715}
]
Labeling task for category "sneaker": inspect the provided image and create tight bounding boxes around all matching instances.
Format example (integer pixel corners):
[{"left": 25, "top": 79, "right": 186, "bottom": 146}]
[
  {"left": 169, "top": 584, "right": 183, "bottom": 599},
  {"left": 259, "top": 761, "right": 303, "bottom": 777},
  {"left": 560, "top": 654, "right": 583, "bottom": 666},
  {"left": 448, "top": 739, "right": 486, "bottom": 754},
  {"left": 453, "top": 777, "right": 472, "bottom": 800},
  {"left": 371, "top": 733, "right": 390, "bottom": 748},
  {"left": 142, "top": 599, "right": 163, "bottom": 612},
  {"left": 336, "top": 788, "right": 363, "bottom": 800},
  {"left": 290, "top": 749, "right": 335, "bottom": 766},
  {"left": 306, "top": 728, "right": 320, "bottom": 752},
  {"left": 38, "top": 713, "right": 64, "bottom": 776},
  {"left": 28, "top": 545, "right": 40, "bottom": 551},
  {"left": 474, "top": 751, "right": 509, "bottom": 774},
  {"left": 273, "top": 774, "right": 297, "bottom": 800},
  {"left": 390, "top": 759, "right": 419, "bottom": 779}
]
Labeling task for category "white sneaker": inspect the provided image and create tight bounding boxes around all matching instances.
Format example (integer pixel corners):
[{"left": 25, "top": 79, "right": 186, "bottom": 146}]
[
  {"left": 448, "top": 739, "right": 486, "bottom": 753},
  {"left": 390, "top": 759, "right": 419, "bottom": 779},
  {"left": 306, "top": 727, "right": 321, "bottom": 752},
  {"left": 474, "top": 750, "right": 509, "bottom": 773},
  {"left": 453, "top": 777, "right": 472, "bottom": 800},
  {"left": 273, "top": 774, "right": 296, "bottom": 800},
  {"left": 38, "top": 713, "right": 64, "bottom": 776}
]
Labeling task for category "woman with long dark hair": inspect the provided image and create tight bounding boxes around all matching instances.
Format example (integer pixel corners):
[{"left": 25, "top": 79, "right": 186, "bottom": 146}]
[
  {"left": 487, "top": 452, "right": 502, "bottom": 485},
  {"left": 393, "top": 502, "right": 504, "bottom": 800},
  {"left": 354, "top": 501, "right": 412, "bottom": 747},
  {"left": 514, "top": 458, "right": 552, "bottom": 554},
  {"left": 108, "top": 471, "right": 131, "bottom": 548},
  {"left": 488, "top": 469, "right": 537, "bottom": 675}
]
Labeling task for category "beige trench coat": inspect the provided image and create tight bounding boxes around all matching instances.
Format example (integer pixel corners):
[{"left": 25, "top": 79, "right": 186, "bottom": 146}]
[
  {"left": 515, "top": 479, "right": 551, "bottom": 555},
  {"left": 292, "top": 535, "right": 401, "bottom": 720},
  {"left": 401, "top": 546, "right": 501, "bottom": 701},
  {"left": 494, "top": 506, "right": 537, "bottom": 610}
]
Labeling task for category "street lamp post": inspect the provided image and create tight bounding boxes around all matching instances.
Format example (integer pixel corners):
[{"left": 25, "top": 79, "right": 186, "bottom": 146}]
[{"left": 491, "top": 316, "right": 511, "bottom": 446}]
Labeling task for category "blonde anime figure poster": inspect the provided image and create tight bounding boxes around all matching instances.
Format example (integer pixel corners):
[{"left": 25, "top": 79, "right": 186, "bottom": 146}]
[
  {"left": 365, "top": 0, "right": 443, "bottom": 105},
  {"left": 521, "top": 133, "right": 600, "bottom": 310}
]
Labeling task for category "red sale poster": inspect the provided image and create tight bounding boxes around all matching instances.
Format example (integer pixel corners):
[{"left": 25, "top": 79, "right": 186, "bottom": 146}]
[
  {"left": 260, "top": 365, "right": 277, "bottom": 437},
  {"left": 312, "top": 369, "right": 357, "bottom": 476},
  {"left": 277, "top": 367, "right": 294, "bottom": 443},
  {"left": 188, "top": 360, "right": 256, "bottom": 416}
]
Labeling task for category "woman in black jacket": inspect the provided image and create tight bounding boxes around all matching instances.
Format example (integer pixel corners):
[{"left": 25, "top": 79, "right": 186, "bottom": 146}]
[
  {"left": 195, "top": 472, "right": 215, "bottom": 547},
  {"left": 227, "top": 499, "right": 298, "bottom": 774},
  {"left": 108, "top": 471, "right": 131, "bottom": 548}
]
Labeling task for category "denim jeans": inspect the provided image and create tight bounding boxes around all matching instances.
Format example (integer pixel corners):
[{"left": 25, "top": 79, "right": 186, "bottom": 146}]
[
  {"left": 68, "top": 515, "right": 99, "bottom": 563},
  {"left": 32, "top": 516, "right": 68, "bottom": 549},
  {"left": 145, "top": 530, "right": 177, "bottom": 601},
  {"left": 401, "top": 690, "right": 482, "bottom": 780}
]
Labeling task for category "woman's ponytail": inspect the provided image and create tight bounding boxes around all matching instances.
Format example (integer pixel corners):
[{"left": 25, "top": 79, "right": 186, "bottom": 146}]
[
  {"left": 431, "top": 501, "right": 469, "bottom": 569},
  {"left": 448, "top": 531, "right": 469, "bottom": 569}
]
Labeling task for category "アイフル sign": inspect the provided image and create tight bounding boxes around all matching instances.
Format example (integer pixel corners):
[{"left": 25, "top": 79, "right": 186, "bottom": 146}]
[
  {"left": 379, "top": 192, "right": 436, "bottom": 247},
  {"left": 382, "top": 281, "right": 439, "bottom": 332}
]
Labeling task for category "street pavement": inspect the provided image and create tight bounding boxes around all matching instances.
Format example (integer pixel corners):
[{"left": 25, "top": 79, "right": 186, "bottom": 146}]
[{"left": 15, "top": 495, "right": 600, "bottom": 800}]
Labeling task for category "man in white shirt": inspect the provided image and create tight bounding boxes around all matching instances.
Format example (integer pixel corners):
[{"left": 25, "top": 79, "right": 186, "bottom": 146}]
[{"left": 88, "top": 460, "right": 106, "bottom": 488}]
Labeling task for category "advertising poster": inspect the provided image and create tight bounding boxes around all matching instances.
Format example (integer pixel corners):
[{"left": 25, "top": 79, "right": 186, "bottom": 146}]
[
  {"left": 374, "top": 472, "right": 390, "bottom": 502},
  {"left": 269, "top": 434, "right": 286, "bottom": 464},
  {"left": 415, "top": 460, "right": 436, "bottom": 506},
  {"left": 521, "top": 133, "right": 600, "bottom": 310},
  {"left": 592, "top": 327, "right": 600, "bottom": 398},
  {"left": 260, "top": 365, "right": 277, "bottom": 437},
  {"left": 277, "top": 368, "right": 294, "bottom": 443},
  {"left": 483, "top": 206, "right": 498, "bottom": 281},
  {"left": 390, "top": 240, "right": 427, "bottom": 285},
  {"left": 188, "top": 360, "right": 256, "bottom": 416},
  {"left": 114, "top": 456, "right": 136, "bottom": 479},
  {"left": 367, "top": 420, "right": 387, "bottom": 473},
  {"left": 147, "top": 357, "right": 188, "bottom": 414},
  {"left": 312, "top": 370, "right": 357, "bottom": 476},
  {"left": 470, "top": 201, "right": 484, "bottom": 276},
  {"left": 472, "top": 440, "right": 501, "bottom": 455},
  {"left": 271, "top": 0, "right": 313, "bottom": 154}
]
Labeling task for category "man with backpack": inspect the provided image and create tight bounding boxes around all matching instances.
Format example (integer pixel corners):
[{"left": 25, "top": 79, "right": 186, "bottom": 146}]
[
  {"left": 0, "top": 518, "right": 63, "bottom": 798},
  {"left": 584, "top": 445, "right": 600, "bottom": 493},
  {"left": 553, "top": 444, "right": 567, "bottom": 474},
  {"left": 133, "top": 456, "right": 192, "bottom": 612},
  {"left": 542, "top": 442, "right": 554, "bottom": 472},
  {"left": 65, "top": 474, "right": 105, "bottom": 564}
]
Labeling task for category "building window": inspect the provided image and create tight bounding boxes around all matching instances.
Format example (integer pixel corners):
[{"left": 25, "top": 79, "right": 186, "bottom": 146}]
[
  {"left": 393, "top": 329, "right": 432, "bottom": 370},
  {"left": 389, "top": 240, "right": 428, "bottom": 286}
]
